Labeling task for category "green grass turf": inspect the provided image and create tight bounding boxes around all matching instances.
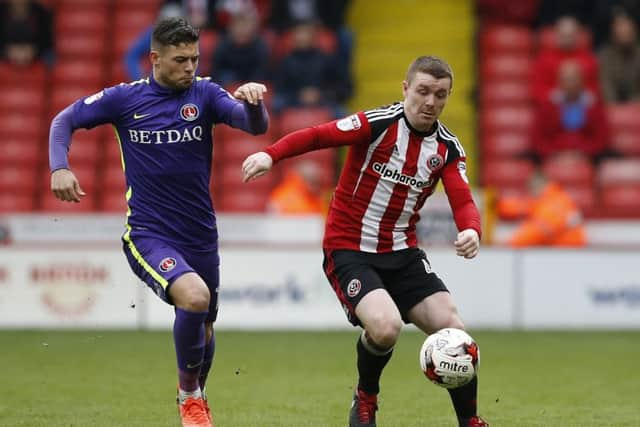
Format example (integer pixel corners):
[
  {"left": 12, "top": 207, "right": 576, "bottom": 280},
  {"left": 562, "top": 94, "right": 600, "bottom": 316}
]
[{"left": 0, "top": 330, "right": 639, "bottom": 426}]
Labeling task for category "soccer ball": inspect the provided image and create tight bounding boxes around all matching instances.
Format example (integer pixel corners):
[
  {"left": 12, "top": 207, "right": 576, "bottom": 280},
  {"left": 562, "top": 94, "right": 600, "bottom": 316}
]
[{"left": 419, "top": 328, "right": 480, "bottom": 389}]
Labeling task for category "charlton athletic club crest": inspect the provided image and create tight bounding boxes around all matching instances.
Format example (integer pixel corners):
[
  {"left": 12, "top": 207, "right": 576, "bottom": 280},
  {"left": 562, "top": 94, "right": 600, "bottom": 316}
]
[
  {"left": 180, "top": 103, "right": 199, "bottom": 121},
  {"left": 159, "top": 257, "right": 177, "bottom": 272}
]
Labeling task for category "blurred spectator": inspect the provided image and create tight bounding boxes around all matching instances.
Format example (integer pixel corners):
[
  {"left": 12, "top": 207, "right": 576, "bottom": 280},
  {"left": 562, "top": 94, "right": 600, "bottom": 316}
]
[
  {"left": 273, "top": 19, "right": 351, "bottom": 116},
  {"left": 530, "top": 15, "right": 600, "bottom": 104},
  {"left": 502, "top": 171, "right": 586, "bottom": 247},
  {"left": 124, "top": 1, "right": 216, "bottom": 80},
  {"left": 536, "top": 0, "right": 640, "bottom": 48},
  {"left": 211, "top": 7, "right": 269, "bottom": 86},
  {"left": 598, "top": 12, "right": 640, "bottom": 103},
  {"left": 0, "top": 0, "right": 54, "bottom": 66},
  {"left": 533, "top": 61, "right": 609, "bottom": 162},
  {"left": 267, "top": 161, "right": 325, "bottom": 215},
  {"left": 269, "top": 0, "right": 353, "bottom": 69}
]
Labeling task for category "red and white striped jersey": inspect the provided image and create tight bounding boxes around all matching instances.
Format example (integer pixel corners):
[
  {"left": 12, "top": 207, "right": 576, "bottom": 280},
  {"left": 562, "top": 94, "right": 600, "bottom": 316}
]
[{"left": 265, "top": 102, "right": 481, "bottom": 253}]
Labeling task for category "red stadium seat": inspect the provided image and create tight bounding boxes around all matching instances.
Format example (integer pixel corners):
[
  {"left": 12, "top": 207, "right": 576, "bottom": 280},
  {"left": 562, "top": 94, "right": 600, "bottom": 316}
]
[
  {"left": 0, "top": 113, "right": 43, "bottom": 139},
  {"left": 480, "top": 25, "right": 534, "bottom": 54},
  {"left": 480, "top": 81, "right": 530, "bottom": 106},
  {"left": 480, "top": 54, "right": 533, "bottom": 81},
  {"left": 215, "top": 162, "right": 275, "bottom": 192},
  {"left": 0, "top": 86, "right": 46, "bottom": 114},
  {"left": 482, "top": 157, "right": 535, "bottom": 188},
  {"left": 597, "top": 158, "right": 640, "bottom": 185},
  {"left": 56, "top": 9, "right": 108, "bottom": 34},
  {"left": 537, "top": 26, "right": 592, "bottom": 52},
  {"left": 606, "top": 103, "right": 640, "bottom": 132},
  {"left": 542, "top": 154, "right": 594, "bottom": 186},
  {"left": 0, "top": 166, "right": 38, "bottom": 193},
  {"left": 100, "top": 188, "right": 128, "bottom": 213},
  {"left": 278, "top": 107, "right": 334, "bottom": 136},
  {"left": 598, "top": 184, "right": 640, "bottom": 217},
  {"left": 68, "top": 139, "right": 100, "bottom": 166},
  {"left": 52, "top": 60, "right": 104, "bottom": 86},
  {"left": 56, "top": 33, "right": 106, "bottom": 59},
  {"left": 481, "top": 131, "right": 532, "bottom": 157},
  {"left": 0, "top": 193, "right": 35, "bottom": 212},
  {"left": 481, "top": 106, "right": 535, "bottom": 134},
  {"left": 3, "top": 137, "right": 40, "bottom": 167},
  {"left": 0, "top": 62, "right": 46, "bottom": 86},
  {"left": 101, "top": 163, "right": 126, "bottom": 191},
  {"left": 610, "top": 131, "right": 640, "bottom": 156}
]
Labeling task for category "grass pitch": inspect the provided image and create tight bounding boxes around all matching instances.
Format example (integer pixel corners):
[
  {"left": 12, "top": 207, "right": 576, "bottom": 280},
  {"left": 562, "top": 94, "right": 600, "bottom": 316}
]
[{"left": 1, "top": 330, "right": 638, "bottom": 426}]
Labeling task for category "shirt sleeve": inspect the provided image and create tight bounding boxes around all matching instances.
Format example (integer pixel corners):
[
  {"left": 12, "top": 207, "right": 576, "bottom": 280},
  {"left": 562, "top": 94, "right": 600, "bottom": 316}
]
[
  {"left": 203, "top": 80, "right": 242, "bottom": 124},
  {"left": 265, "top": 112, "right": 372, "bottom": 163},
  {"left": 49, "top": 85, "right": 123, "bottom": 172},
  {"left": 441, "top": 156, "right": 482, "bottom": 238}
]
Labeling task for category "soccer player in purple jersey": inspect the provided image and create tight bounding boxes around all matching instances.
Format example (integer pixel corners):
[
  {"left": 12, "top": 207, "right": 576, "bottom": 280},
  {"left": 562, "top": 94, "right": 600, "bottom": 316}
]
[{"left": 48, "top": 18, "right": 268, "bottom": 427}]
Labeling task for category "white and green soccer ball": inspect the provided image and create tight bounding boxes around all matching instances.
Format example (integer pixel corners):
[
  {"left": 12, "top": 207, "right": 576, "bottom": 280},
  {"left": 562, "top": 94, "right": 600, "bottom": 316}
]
[{"left": 419, "top": 328, "right": 480, "bottom": 389}]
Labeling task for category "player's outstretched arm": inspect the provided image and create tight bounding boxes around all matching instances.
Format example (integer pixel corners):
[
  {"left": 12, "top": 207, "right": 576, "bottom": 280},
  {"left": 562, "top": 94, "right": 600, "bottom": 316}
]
[
  {"left": 242, "top": 152, "right": 273, "bottom": 182},
  {"left": 454, "top": 229, "right": 480, "bottom": 259},
  {"left": 51, "top": 168, "right": 86, "bottom": 203}
]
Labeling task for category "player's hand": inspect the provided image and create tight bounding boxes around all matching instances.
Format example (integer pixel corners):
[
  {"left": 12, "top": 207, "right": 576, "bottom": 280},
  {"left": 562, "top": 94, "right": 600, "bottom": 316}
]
[
  {"left": 233, "top": 82, "right": 267, "bottom": 105},
  {"left": 51, "top": 168, "right": 86, "bottom": 203},
  {"left": 242, "top": 152, "right": 273, "bottom": 182},
  {"left": 454, "top": 229, "right": 480, "bottom": 259}
]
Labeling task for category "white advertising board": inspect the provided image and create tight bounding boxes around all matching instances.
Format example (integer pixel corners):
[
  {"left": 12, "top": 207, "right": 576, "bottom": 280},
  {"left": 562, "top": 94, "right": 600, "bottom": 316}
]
[
  {"left": 0, "top": 248, "right": 140, "bottom": 328},
  {"left": 521, "top": 250, "right": 640, "bottom": 328},
  {"left": 1, "top": 247, "right": 639, "bottom": 329}
]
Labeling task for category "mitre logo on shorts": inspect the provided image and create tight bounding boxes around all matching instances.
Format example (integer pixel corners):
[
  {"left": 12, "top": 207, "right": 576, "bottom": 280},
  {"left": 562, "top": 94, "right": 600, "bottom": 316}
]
[
  {"left": 180, "top": 103, "right": 199, "bottom": 121},
  {"left": 426, "top": 154, "right": 444, "bottom": 171},
  {"left": 347, "top": 279, "right": 362, "bottom": 297},
  {"left": 372, "top": 162, "right": 431, "bottom": 189},
  {"left": 336, "top": 114, "right": 362, "bottom": 131},
  {"left": 159, "top": 257, "right": 177, "bottom": 272}
]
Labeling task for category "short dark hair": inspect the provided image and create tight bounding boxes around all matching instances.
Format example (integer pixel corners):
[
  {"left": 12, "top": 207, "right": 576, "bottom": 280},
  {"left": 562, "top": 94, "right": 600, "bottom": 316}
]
[
  {"left": 151, "top": 17, "right": 199, "bottom": 49},
  {"left": 406, "top": 56, "right": 454, "bottom": 89}
]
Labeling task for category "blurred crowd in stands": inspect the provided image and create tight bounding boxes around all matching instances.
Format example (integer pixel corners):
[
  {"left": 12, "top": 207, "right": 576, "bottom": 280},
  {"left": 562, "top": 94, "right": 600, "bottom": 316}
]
[
  {"left": 1, "top": 0, "right": 640, "bottom": 242},
  {"left": 478, "top": 0, "right": 640, "bottom": 246}
]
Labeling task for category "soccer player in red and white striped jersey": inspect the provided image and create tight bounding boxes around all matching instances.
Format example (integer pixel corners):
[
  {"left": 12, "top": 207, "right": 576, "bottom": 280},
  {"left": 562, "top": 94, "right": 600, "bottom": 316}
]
[{"left": 242, "top": 56, "right": 488, "bottom": 427}]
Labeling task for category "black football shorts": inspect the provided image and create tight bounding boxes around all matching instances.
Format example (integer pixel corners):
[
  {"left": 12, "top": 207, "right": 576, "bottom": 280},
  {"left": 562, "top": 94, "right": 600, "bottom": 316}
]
[{"left": 322, "top": 247, "right": 449, "bottom": 326}]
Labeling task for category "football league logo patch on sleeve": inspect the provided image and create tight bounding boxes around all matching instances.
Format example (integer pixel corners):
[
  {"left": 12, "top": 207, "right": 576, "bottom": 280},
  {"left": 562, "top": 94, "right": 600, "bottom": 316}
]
[
  {"left": 336, "top": 114, "right": 362, "bottom": 131},
  {"left": 159, "top": 257, "right": 177, "bottom": 272},
  {"left": 180, "top": 104, "right": 200, "bottom": 121},
  {"left": 84, "top": 90, "right": 104, "bottom": 105}
]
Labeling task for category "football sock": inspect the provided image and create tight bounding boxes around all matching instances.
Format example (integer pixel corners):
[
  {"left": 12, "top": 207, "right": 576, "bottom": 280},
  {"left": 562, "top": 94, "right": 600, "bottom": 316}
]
[
  {"left": 178, "top": 387, "right": 202, "bottom": 404},
  {"left": 356, "top": 330, "right": 394, "bottom": 394},
  {"left": 199, "top": 332, "right": 216, "bottom": 391},
  {"left": 174, "top": 308, "right": 208, "bottom": 392},
  {"left": 448, "top": 376, "right": 478, "bottom": 425}
]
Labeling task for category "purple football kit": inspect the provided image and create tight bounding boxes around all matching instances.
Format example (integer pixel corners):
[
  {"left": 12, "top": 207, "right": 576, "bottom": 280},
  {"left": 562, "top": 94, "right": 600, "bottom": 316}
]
[{"left": 49, "top": 75, "right": 268, "bottom": 320}]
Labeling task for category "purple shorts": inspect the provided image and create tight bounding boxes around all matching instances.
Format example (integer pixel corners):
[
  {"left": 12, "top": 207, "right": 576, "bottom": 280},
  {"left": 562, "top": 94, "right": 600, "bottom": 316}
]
[{"left": 122, "top": 235, "right": 220, "bottom": 322}]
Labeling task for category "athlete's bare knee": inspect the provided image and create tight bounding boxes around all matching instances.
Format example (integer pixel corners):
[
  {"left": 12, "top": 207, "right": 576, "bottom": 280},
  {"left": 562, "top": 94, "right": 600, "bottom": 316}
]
[
  {"left": 367, "top": 315, "right": 402, "bottom": 348},
  {"left": 172, "top": 275, "right": 210, "bottom": 312}
]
